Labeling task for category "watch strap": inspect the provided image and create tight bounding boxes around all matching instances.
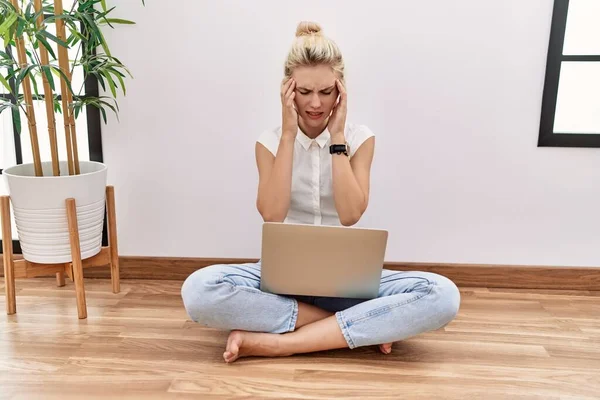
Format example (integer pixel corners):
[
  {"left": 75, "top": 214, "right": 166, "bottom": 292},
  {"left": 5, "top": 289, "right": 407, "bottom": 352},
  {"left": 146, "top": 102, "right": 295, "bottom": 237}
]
[{"left": 329, "top": 144, "right": 348, "bottom": 156}]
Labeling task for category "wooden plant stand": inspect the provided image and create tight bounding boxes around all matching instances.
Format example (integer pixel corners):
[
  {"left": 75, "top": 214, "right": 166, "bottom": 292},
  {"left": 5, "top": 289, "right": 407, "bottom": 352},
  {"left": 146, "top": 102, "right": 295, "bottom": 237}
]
[{"left": 1, "top": 186, "right": 120, "bottom": 319}]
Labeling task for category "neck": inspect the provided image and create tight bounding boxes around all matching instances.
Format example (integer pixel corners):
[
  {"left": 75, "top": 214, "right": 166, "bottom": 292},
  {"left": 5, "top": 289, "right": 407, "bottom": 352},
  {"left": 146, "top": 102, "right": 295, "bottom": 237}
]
[{"left": 298, "top": 117, "right": 329, "bottom": 139}]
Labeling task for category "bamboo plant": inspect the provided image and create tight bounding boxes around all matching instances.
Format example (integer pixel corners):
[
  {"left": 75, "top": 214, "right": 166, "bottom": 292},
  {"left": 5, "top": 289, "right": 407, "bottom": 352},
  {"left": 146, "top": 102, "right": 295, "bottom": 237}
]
[{"left": 0, "top": 0, "right": 141, "bottom": 177}]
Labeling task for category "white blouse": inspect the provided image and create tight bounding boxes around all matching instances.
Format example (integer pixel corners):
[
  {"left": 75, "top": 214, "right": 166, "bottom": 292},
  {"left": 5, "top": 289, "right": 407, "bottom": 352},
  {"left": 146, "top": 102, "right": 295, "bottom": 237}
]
[{"left": 257, "top": 122, "right": 375, "bottom": 226}]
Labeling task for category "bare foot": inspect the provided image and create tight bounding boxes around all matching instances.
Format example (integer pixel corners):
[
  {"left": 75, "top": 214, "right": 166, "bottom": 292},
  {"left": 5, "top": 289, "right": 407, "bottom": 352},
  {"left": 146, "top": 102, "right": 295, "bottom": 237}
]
[
  {"left": 379, "top": 342, "right": 393, "bottom": 354},
  {"left": 223, "top": 330, "right": 291, "bottom": 363}
]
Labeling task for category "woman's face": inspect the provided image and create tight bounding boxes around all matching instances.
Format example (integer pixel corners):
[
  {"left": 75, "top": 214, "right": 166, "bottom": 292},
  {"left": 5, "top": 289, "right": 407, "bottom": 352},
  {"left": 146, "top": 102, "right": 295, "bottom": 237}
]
[{"left": 291, "top": 64, "right": 339, "bottom": 132}]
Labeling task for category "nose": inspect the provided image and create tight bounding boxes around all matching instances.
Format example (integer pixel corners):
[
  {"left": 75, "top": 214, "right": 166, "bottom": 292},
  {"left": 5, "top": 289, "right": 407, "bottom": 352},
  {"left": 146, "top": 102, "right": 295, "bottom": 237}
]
[{"left": 309, "top": 93, "right": 321, "bottom": 109}]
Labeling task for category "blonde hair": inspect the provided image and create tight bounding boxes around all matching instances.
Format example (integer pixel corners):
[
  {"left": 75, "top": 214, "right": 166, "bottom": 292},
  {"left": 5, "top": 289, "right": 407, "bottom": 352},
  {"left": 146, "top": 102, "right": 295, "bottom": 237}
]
[{"left": 283, "top": 21, "right": 345, "bottom": 83}]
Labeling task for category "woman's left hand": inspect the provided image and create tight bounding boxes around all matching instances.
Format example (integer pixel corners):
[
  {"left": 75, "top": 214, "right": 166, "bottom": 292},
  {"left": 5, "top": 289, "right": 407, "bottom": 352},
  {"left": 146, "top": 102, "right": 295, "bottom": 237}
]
[{"left": 327, "top": 79, "right": 347, "bottom": 142}]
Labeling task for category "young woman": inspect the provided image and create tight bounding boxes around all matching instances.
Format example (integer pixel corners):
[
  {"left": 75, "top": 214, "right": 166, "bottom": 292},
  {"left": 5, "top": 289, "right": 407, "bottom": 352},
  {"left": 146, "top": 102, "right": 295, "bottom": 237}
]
[{"left": 181, "top": 21, "right": 460, "bottom": 363}]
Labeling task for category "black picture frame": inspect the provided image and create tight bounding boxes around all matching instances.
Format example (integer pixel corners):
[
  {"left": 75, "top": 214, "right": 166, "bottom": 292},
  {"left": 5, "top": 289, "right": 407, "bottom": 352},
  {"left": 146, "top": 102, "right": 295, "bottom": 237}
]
[{"left": 538, "top": 0, "right": 600, "bottom": 148}]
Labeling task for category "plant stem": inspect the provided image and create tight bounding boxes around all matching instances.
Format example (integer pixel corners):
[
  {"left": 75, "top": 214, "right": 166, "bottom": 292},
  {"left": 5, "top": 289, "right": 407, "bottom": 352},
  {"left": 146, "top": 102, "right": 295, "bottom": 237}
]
[{"left": 69, "top": 40, "right": 81, "bottom": 78}]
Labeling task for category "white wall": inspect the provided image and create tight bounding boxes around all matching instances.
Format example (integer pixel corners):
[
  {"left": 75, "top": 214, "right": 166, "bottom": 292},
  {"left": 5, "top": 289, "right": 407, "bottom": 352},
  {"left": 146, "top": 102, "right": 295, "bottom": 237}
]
[{"left": 100, "top": 0, "right": 600, "bottom": 267}]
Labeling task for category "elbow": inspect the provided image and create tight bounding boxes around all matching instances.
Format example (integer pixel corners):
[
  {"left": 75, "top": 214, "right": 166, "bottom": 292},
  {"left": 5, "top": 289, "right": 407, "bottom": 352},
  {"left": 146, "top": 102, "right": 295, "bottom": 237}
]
[
  {"left": 339, "top": 210, "right": 364, "bottom": 227},
  {"left": 257, "top": 202, "right": 287, "bottom": 223},
  {"left": 339, "top": 201, "right": 367, "bottom": 227},
  {"left": 340, "top": 215, "right": 361, "bottom": 226},
  {"left": 262, "top": 212, "right": 286, "bottom": 223}
]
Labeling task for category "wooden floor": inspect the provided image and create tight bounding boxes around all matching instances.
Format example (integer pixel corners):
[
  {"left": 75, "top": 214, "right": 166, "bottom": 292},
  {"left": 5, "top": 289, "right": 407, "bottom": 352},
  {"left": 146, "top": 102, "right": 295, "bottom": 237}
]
[{"left": 1, "top": 278, "right": 599, "bottom": 400}]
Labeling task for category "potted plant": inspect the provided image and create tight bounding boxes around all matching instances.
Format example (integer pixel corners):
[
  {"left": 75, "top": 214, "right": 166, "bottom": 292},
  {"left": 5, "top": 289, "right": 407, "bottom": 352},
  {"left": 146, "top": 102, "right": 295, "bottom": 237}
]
[{"left": 0, "top": 0, "right": 140, "bottom": 263}]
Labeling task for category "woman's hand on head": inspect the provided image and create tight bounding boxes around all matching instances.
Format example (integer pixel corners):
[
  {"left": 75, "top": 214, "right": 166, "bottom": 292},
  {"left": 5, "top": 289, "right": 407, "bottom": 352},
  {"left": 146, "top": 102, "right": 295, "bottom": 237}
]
[
  {"left": 281, "top": 78, "right": 298, "bottom": 139},
  {"left": 327, "top": 79, "right": 347, "bottom": 142}
]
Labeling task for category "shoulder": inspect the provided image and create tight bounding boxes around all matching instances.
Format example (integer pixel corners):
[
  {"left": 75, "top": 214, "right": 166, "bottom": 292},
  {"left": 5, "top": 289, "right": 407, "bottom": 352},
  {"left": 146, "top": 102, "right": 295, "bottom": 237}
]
[
  {"left": 256, "top": 126, "right": 282, "bottom": 156},
  {"left": 344, "top": 122, "right": 375, "bottom": 158}
]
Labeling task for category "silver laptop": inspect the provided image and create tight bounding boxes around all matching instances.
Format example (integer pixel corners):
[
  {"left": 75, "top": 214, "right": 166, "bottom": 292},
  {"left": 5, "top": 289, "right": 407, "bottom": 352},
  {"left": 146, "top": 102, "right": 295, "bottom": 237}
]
[{"left": 260, "top": 222, "right": 388, "bottom": 299}]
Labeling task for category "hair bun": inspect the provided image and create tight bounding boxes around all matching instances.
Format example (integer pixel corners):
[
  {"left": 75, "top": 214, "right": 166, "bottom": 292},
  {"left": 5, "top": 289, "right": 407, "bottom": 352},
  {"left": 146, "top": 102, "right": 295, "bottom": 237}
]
[{"left": 295, "top": 21, "right": 322, "bottom": 37}]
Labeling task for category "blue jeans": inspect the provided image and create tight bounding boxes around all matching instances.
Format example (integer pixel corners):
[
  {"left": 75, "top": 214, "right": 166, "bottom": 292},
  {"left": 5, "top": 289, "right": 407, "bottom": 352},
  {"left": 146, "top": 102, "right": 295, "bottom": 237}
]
[{"left": 181, "top": 261, "right": 460, "bottom": 349}]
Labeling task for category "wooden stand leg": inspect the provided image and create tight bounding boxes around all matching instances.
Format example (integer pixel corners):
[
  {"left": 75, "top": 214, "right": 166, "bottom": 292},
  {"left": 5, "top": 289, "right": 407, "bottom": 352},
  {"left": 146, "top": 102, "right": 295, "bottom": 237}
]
[
  {"left": 56, "top": 271, "right": 66, "bottom": 287},
  {"left": 66, "top": 198, "right": 87, "bottom": 319},
  {"left": 1, "top": 196, "right": 16, "bottom": 315},
  {"left": 106, "top": 186, "right": 120, "bottom": 294}
]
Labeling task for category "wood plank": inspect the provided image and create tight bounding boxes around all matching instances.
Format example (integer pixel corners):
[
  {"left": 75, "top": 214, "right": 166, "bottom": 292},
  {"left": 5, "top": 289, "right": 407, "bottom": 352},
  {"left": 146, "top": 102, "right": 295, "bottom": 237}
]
[
  {"left": 105, "top": 185, "right": 120, "bottom": 293},
  {"left": 82, "top": 247, "right": 111, "bottom": 269},
  {"left": 13, "top": 260, "right": 68, "bottom": 279},
  {"left": 1, "top": 196, "right": 16, "bottom": 315}
]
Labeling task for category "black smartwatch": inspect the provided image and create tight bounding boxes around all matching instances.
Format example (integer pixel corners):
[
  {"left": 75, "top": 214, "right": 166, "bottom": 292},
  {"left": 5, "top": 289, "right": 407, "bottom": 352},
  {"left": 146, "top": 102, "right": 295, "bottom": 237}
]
[{"left": 329, "top": 144, "right": 348, "bottom": 156}]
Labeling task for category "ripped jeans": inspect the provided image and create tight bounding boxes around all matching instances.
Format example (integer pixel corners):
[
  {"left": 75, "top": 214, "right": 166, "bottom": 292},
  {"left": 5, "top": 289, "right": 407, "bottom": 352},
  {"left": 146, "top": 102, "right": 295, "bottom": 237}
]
[{"left": 181, "top": 261, "right": 460, "bottom": 348}]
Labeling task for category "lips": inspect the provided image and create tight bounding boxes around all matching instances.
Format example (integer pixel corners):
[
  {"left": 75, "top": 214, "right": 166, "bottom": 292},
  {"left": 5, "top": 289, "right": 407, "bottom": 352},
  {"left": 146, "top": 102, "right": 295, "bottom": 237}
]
[{"left": 306, "top": 111, "right": 323, "bottom": 120}]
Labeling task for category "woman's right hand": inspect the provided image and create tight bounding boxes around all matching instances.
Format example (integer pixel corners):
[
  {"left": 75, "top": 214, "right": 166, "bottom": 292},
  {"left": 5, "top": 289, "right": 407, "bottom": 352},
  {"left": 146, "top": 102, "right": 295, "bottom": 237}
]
[{"left": 281, "top": 78, "right": 298, "bottom": 138}]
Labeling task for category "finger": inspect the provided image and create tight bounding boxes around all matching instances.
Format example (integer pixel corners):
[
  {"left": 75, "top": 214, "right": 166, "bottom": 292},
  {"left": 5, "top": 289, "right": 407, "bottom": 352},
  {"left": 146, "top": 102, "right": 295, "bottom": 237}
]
[
  {"left": 281, "top": 78, "right": 293, "bottom": 97},
  {"left": 285, "top": 79, "right": 296, "bottom": 100},
  {"left": 330, "top": 98, "right": 340, "bottom": 115},
  {"left": 286, "top": 91, "right": 296, "bottom": 108},
  {"left": 336, "top": 79, "right": 346, "bottom": 95},
  {"left": 336, "top": 79, "right": 347, "bottom": 105}
]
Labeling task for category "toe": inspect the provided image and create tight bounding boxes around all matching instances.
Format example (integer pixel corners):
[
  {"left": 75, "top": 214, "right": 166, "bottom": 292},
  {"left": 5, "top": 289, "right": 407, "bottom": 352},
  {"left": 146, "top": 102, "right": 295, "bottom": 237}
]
[
  {"left": 224, "top": 331, "right": 242, "bottom": 363},
  {"left": 379, "top": 343, "right": 393, "bottom": 354}
]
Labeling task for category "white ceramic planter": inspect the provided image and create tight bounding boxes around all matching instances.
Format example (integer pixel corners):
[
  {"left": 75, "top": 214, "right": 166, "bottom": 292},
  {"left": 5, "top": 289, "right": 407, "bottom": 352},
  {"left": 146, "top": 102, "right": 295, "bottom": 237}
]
[{"left": 2, "top": 161, "right": 108, "bottom": 264}]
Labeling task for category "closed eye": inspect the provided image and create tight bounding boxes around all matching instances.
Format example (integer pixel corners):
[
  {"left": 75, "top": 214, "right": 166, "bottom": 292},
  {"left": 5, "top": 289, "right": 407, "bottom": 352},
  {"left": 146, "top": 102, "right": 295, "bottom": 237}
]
[
  {"left": 297, "top": 85, "right": 335, "bottom": 95},
  {"left": 299, "top": 91, "right": 332, "bottom": 95}
]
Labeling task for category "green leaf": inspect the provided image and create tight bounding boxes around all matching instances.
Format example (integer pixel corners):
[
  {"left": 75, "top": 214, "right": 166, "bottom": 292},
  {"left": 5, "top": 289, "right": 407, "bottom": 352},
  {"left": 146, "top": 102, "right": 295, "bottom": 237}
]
[
  {"left": 0, "top": 12, "right": 18, "bottom": 47},
  {"left": 49, "top": 65, "right": 74, "bottom": 95},
  {"left": 112, "top": 69, "right": 126, "bottom": 95},
  {"left": 103, "top": 70, "right": 117, "bottom": 97},
  {"left": 53, "top": 96, "right": 61, "bottom": 113},
  {"left": 25, "top": 49, "right": 36, "bottom": 65},
  {"left": 0, "top": 0, "right": 17, "bottom": 11},
  {"left": 5, "top": 68, "right": 17, "bottom": 82},
  {"left": 11, "top": 106, "right": 21, "bottom": 135},
  {"left": 30, "top": 72, "right": 39, "bottom": 97},
  {"left": 38, "top": 30, "right": 69, "bottom": 49},
  {"left": 0, "top": 10, "right": 18, "bottom": 33},
  {"left": 0, "top": 101, "right": 15, "bottom": 114},
  {"left": 99, "top": 97, "right": 119, "bottom": 114},
  {"left": 101, "top": 0, "right": 107, "bottom": 11},
  {"left": 25, "top": 2, "right": 33, "bottom": 18},
  {"left": 16, "top": 65, "right": 35, "bottom": 86},
  {"left": 81, "top": 12, "right": 111, "bottom": 56},
  {"left": 0, "top": 74, "right": 11, "bottom": 93},
  {"left": 98, "top": 6, "right": 116, "bottom": 19},
  {"left": 67, "top": 27, "right": 85, "bottom": 43},
  {"left": 102, "top": 18, "right": 135, "bottom": 25},
  {"left": 31, "top": 9, "right": 46, "bottom": 24},
  {"left": 41, "top": 65, "right": 55, "bottom": 91},
  {"left": 7, "top": 18, "right": 16, "bottom": 42},
  {"left": 99, "top": 105, "right": 106, "bottom": 123},
  {"left": 35, "top": 32, "right": 57, "bottom": 59},
  {"left": 16, "top": 17, "right": 25, "bottom": 38}
]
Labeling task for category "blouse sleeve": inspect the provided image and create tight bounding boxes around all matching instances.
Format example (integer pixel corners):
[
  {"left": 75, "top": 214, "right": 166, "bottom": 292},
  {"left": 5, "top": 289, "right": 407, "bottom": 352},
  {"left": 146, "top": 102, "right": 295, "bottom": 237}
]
[
  {"left": 347, "top": 124, "right": 375, "bottom": 158},
  {"left": 256, "top": 128, "right": 281, "bottom": 156}
]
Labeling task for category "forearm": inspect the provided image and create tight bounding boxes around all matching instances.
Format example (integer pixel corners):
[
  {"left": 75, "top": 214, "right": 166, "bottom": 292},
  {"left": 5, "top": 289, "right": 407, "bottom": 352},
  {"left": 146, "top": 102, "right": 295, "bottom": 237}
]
[
  {"left": 258, "top": 135, "right": 295, "bottom": 221},
  {"left": 332, "top": 152, "right": 366, "bottom": 226}
]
